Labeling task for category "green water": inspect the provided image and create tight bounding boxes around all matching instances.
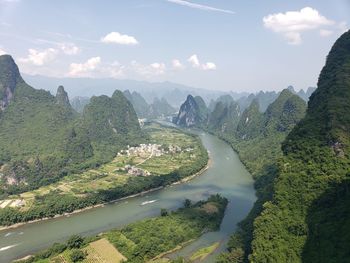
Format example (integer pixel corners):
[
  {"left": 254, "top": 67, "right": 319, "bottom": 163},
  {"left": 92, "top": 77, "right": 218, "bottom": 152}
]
[{"left": 0, "top": 130, "right": 256, "bottom": 263}]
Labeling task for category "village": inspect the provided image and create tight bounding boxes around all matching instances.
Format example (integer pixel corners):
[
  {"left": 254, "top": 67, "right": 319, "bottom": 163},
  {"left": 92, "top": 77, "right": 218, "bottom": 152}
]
[{"left": 117, "top": 143, "right": 192, "bottom": 177}]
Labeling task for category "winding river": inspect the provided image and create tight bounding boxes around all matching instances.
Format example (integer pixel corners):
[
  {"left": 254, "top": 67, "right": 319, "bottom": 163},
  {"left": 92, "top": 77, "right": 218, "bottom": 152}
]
[{"left": 0, "top": 130, "right": 256, "bottom": 263}]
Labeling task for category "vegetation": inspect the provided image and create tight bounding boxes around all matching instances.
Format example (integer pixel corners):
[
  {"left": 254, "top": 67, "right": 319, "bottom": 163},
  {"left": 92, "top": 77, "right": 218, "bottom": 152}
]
[
  {"left": 0, "top": 123, "right": 208, "bottom": 226},
  {"left": 189, "top": 242, "right": 220, "bottom": 261},
  {"left": 249, "top": 29, "right": 350, "bottom": 263},
  {"left": 0, "top": 55, "right": 144, "bottom": 198},
  {"left": 17, "top": 195, "right": 228, "bottom": 263},
  {"left": 202, "top": 89, "right": 306, "bottom": 262}
]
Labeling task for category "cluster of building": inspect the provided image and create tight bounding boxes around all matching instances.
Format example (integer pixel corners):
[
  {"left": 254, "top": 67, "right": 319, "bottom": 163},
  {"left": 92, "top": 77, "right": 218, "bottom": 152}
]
[{"left": 124, "top": 165, "right": 151, "bottom": 177}]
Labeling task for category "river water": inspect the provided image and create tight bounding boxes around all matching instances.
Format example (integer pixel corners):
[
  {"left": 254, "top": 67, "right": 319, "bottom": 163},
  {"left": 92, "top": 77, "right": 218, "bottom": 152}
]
[{"left": 0, "top": 130, "right": 256, "bottom": 263}]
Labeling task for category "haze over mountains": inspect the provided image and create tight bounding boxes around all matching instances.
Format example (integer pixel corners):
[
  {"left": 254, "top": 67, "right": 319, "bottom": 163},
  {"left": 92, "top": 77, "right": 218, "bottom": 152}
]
[{"left": 23, "top": 74, "right": 315, "bottom": 111}]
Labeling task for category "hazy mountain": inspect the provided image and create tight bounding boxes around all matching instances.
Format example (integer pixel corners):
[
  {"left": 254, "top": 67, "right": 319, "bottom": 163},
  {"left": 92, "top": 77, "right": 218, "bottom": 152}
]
[
  {"left": 288, "top": 85, "right": 316, "bottom": 101},
  {"left": 207, "top": 101, "right": 241, "bottom": 134},
  {"left": 123, "top": 90, "right": 150, "bottom": 118},
  {"left": 149, "top": 97, "right": 176, "bottom": 119},
  {"left": 70, "top": 96, "right": 90, "bottom": 113},
  {"left": 22, "top": 75, "right": 230, "bottom": 108}
]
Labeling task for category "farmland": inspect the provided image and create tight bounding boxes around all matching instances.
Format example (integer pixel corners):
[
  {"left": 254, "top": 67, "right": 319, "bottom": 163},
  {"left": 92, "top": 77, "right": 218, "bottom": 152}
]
[{"left": 0, "top": 122, "right": 208, "bottom": 226}]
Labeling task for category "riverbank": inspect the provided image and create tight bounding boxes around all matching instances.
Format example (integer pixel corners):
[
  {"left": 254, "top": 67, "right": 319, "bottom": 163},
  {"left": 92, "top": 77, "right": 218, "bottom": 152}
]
[
  {"left": 0, "top": 130, "right": 256, "bottom": 263},
  {"left": 0, "top": 159, "right": 210, "bottom": 232}
]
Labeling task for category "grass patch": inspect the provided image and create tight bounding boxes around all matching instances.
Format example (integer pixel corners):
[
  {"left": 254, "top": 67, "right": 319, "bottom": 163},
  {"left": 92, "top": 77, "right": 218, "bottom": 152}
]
[{"left": 189, "top": 242, "right": 220, "bottom": 261}]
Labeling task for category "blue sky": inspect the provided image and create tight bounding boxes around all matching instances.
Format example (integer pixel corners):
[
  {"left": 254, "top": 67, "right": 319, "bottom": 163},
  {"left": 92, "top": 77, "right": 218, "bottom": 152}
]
[{"left": 0, "top": 0, "right": 349, "bottom": 92}]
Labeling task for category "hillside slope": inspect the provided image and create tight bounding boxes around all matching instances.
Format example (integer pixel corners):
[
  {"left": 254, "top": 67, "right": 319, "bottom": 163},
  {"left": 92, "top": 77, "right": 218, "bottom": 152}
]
[
  {"left": 250, "top": 30, "right": 350, "bottom": 263},
  {"left": 0, "top": 55, "right": 143, "bottom": 195}
]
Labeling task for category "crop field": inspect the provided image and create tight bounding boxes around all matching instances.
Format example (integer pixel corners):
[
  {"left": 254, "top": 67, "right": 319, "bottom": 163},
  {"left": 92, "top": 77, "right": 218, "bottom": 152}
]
[{"left": 4, "top": 123, "right": 202, "bottom": 210}]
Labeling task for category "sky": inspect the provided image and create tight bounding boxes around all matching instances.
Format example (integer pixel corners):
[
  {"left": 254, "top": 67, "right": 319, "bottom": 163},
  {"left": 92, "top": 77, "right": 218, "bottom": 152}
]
[{"left": 0, "top": 0, "right": 349, "bottom": 92}]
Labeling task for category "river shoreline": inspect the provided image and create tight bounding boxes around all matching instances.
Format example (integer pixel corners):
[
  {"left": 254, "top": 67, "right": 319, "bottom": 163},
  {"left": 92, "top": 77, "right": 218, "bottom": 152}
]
[{"left": 0, "top": 159, "right": 211, "bottom": 232}]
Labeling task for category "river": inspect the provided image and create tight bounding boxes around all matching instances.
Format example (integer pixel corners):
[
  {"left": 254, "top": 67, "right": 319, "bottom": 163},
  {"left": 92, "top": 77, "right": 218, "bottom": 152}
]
[{"left": 0, "top": 130, "right": 256, "bottom": 263}]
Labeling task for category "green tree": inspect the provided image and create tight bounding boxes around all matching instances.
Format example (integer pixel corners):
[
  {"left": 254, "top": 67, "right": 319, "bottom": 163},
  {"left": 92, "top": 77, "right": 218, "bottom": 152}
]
[
  {"left": 184, "top": 199, "right": 192, "bottom": 208},
  {"left": 160, "top": 208, "right": 168, "bottom": 216},
  {"left": 66, "top": 235, "right": 84, "bottom": 249},
  {"left": 70, "top": 249, "right": 86, "bottom": 262}
]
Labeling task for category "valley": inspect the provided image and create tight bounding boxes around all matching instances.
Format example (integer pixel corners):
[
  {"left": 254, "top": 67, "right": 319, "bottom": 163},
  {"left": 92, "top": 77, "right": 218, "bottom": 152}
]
[
  {"left": 0, "top": 123, "right": 208, "bottom": 226},
  {"left": 0, "top": 2, "right": 349, "bottom": 260},
  {"left": 0, "top": 129, "right": 256, "bottom": 263}
]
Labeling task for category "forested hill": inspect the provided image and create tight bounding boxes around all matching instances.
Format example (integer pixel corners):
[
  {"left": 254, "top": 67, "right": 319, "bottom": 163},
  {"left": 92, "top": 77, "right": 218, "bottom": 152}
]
[
  {"left": 173, "top": 94, "right": 208, "bottom": 127},
  {"left": 0, "top": 55, "right": 143, "bottom": 195},
  {"left": 250, "top": 30, "right": 350, "bottom": 262}
]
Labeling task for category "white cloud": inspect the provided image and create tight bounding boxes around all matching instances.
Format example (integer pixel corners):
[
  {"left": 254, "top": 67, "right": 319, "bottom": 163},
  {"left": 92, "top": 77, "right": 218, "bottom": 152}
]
[
  {"left": 202, "top": 62, "right": 217, "bottom": 70},
  {"left": 188, "top": 54, "right": 200, "bottom": 68},
  {"left": 101, "top": 32, "right": 139, "bottom": 45},
  {"left": 150, "top": 63, "right": 166, "bottom": 74},
  {"left": 172, "top": 59, "right": 185, "bottom": 70},
  {"left": 69, "top": 57, "right": 101, "bottom": 77},
  {"left": 130, "top": 61, "right": 166, "bottom": 77},
  {"left": 19, "top": 48, "right": 58, "bottom": 66},
  {"left": 166, "top": 0, "right": 234, "bottom": 14},
  {"left": 59, "top": 43, "right": 80, "bottom": 55},
  {"left": 0, "top": 48, "right": 7, "bottom": 55},
  {"left": 319, "top": 29, "right": 333, "bottom": 37},
  {"left": 263, "top": 7, "right": 334, "bottom": 45},
  {"left": 188, "top": 54, "right": 216, "bottom": 70}
]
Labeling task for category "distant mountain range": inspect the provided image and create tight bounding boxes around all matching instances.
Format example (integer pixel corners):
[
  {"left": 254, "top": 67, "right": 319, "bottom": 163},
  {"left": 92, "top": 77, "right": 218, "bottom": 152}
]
[{"left": 23, "top": 74, "right": 315, "bottom": 112}]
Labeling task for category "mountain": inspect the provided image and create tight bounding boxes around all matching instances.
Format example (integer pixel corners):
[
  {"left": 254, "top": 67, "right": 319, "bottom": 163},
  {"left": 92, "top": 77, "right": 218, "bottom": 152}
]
[
  {"left": 173, "top": 95, "right": 208, "bottom": 127},
  {"left": 288, "top": 85, "right": 316, "bottom": 101},
  {"left": 0, "top": 55, "right": 76, "bottom": 192},
  {"left": 82, "top": 90, "right": 143, "bottom": 162},
  {"left": 23, "top": 75, "right": 231, "bottom": 108},
  {"left": 217, "top": 89, "right": 307, "bottom": 263},
  {"left": 264, "top": 89, "right": 307, "bottom": 134},
  {"left": 123, "top": 90, "right": 150, "bottom": 118},
  {"left": 149, "top": 97, "right": 176, "bottom": 118},
  {"left": 0, "top": 55, "right": 24, "bottom": 111},
  {"left": 250, "top": 30, "right": 350, "bottom": 262},
  {"left": 55, "top": 85, "right": 71, "bottom": 108},
  {"left": 0, "top": 55, "right": 143, "bottom": 195},
  {"left": 207, "top": 101, "right": 240, "bottom": 133},
  {"left": 236, "top": 99, "right": 264, "bottom": 140},
  {"left": 123, "top": 90, "right": 176, "bottom": 119},
  {"left": 70, "top": 96, "right": 90, "bottom": 113},
  {"left": 237, "top": 91, "right": 279, "bottom": 112},
  {"left": 208, "top": 94, "right": 235, "bottom": 112}
]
